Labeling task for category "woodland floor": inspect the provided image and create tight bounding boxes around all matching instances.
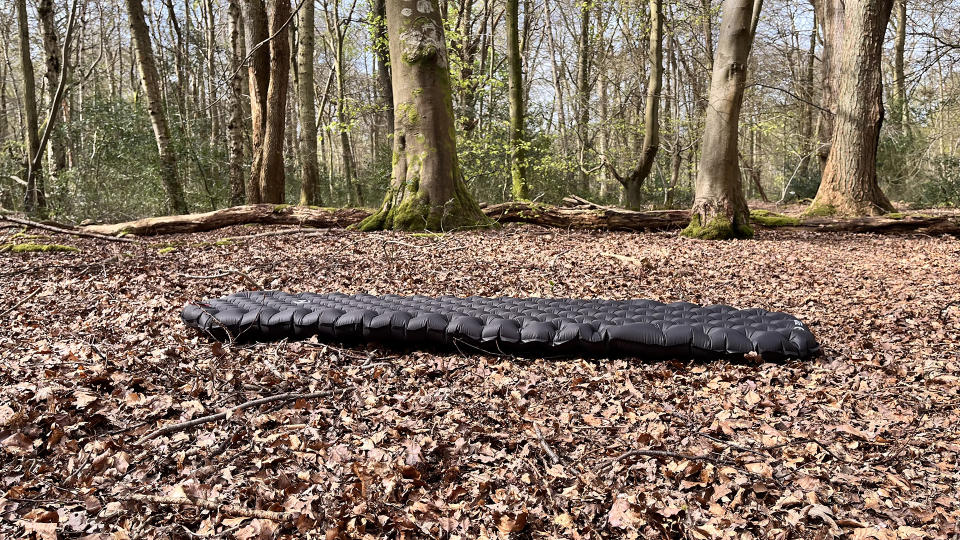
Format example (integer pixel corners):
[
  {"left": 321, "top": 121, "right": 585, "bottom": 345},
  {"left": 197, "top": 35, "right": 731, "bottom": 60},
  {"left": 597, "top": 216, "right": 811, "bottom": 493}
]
[{"left": 1, "top": 223, "right": 959, "bottom": 539}]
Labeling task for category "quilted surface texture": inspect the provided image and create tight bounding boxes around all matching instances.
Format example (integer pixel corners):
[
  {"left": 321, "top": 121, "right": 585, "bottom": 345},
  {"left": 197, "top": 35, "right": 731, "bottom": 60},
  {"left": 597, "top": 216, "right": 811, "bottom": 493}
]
[{"left": 181, "top": 292, "right": 819, "bottom": 360}]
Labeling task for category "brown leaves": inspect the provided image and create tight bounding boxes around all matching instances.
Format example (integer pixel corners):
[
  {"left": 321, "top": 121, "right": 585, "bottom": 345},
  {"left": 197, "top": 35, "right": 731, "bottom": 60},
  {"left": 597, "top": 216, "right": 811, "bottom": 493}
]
[{"left": 1, "top": 225, "right": 959, "bottom": 537}]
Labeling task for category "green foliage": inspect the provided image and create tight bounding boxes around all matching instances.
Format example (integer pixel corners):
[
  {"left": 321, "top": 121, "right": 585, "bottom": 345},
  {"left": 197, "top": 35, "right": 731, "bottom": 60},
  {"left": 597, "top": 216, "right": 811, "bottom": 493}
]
[
  {"left": 878, "top": 129, "right": 960, "bottom": 207},
  {"left": 8, "top": 96, "right": 235, "bottom": 222}
]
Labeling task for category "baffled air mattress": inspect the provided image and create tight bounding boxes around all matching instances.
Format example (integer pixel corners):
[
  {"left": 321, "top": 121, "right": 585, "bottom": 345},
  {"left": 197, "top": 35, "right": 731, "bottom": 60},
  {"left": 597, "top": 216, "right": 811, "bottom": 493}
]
[{"left": 181, "top": 292, "right": 819, "bottom": 360}]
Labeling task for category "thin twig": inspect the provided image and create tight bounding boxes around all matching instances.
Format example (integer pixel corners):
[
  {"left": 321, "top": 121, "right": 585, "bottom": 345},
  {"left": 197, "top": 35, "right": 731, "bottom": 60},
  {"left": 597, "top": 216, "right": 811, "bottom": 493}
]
[
  {"left": 0, "top": 286, "right": 41, "bottom": 317},
  {"left": 222, "top": 228, "right": 331, "bottom": 242},
  {"left": 601, "top": 448, "right": 719, "bottom": 471},
  {"left": 533, "top": 423, "right": 561, "bottom": 465},
  {"left": 117, "top": 493, "right": 297, "bottom": 522},
  {"left": 135, "top": 389, "right": 344, "bottom": 444}
]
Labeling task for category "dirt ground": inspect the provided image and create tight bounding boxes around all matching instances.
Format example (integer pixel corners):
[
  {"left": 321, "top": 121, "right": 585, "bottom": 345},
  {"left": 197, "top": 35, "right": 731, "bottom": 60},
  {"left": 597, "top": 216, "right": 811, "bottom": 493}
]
[{"left": 1, "top": 223, "right": 958, "bottom": 539}]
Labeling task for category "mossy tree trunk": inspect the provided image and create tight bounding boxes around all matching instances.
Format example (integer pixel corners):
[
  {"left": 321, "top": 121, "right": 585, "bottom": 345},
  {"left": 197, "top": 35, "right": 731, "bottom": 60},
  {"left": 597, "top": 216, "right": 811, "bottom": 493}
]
[
  {"left": 506, "top": 0, "right": 528, "bottom": 200},
  {"left": 806, "top": 0, "right": 895, "bottom": 217},
  {"left": 683, "top": 0, "right": 761, "bottom": 240},
  {"left": 359, "top": 0, "right": 489, "bottom": 232}
]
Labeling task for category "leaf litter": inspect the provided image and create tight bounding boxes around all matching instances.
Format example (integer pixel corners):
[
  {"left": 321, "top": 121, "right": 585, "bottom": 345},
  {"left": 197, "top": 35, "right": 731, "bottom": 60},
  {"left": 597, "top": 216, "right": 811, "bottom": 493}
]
[{"left": 1, "top": 224, "right": 958, "bottom": 538}]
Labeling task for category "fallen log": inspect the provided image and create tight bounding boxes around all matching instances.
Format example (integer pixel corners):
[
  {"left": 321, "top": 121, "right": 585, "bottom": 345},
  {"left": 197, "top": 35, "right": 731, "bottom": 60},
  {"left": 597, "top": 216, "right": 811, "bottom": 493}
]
[
  {"left": 81, "top": 204, "right": 371, "bottom": 236},
  {"left": 1, "top": 214, "right": 142, "bottom": 243},
  {"left": 483, "top": 201, "right": 690, "bottom": 231},
  {"left": 789, "top": 214, "right": 960, "bottom": 235},
  {"left": 72, "top": 202, "right": 960, "bottom": 237}
]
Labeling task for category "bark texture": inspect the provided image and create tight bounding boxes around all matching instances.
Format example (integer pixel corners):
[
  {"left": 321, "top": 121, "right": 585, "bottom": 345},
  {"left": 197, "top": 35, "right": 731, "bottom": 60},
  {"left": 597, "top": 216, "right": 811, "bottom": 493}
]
[
  {"left": 506, "top": 0, "right": 528, "bottom": 199},
  {"left": 807, "top": 0, "right": 895, "bottom": 217},
  {"left": 242, "top": 0, "right": 270, "bottom": 203},
  {"left": 297, "top": 0, "right": 321, "bottom": 206},
  {"left": 227, "top": 0, "right": 247, "bottom": 206},
  {"left": 683, "top": 0, "right": 761, "bottom": 239},
  {"left": 126, "top": 0, "right": 188, "bottom": 214},
  {"left": 358, "top": 0, "right": 488, "bottom": 231},
  {"left": 257, "top": 0, "right": 291, "bottom": 204}
]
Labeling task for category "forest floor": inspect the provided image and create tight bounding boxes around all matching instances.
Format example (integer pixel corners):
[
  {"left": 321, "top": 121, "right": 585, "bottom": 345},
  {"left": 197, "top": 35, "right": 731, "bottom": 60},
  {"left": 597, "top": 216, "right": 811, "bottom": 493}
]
[{"left": 1, "top": 223, "right": 959, "bottom": 539}]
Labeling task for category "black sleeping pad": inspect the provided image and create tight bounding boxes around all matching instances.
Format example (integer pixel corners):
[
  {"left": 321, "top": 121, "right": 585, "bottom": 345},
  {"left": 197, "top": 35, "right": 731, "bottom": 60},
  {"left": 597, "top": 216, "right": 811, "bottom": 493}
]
[{"left": 181, "top": 291, "right": 819, "bottom": 360}]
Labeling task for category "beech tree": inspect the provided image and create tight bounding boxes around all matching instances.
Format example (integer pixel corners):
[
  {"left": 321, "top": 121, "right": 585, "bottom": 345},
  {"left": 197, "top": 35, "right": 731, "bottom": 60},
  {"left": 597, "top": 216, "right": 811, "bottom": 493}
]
[
  {"left": 296, "top": 0, "right": 321, "bottom": 206},
  {"left": 807, "top": 0, "right": 895, "bottom": 216},
  {"left": 245, "top": 0, "right": 291, "bottom": 205},
  {"left": 683, "top": 0, "right": 762, "bottom": 239},
  {"left": 126, "top": 0, "right": 188, "bottom": 214},
  {"left": 359, "top": 0, "right": 488, "bottom": 231},
  {"left": 242, "top": 0, "right": 291, "bottom": 205}
]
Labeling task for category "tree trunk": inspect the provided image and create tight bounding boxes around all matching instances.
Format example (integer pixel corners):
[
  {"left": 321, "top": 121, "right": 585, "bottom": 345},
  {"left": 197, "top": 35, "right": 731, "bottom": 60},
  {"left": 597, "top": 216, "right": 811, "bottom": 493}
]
[
  {"left": 807, "top": 0, "right": 895, "bottom": 216},
  {"left": 575, "top": 4, "right": 591, "bottom": 193},
  {"left": 17, "top": 0, "right": 46, "bottom": 215},
  {"left": 893, "top": 0, "right": 908, "bottom": 129},
  {"left": 683, "top": 0, "right": 762, "bottom": 239},
  {"left": 204, "top": 0, "right": 219, "bottom": 143},
  {"left": 702, "top": 0, "right": 715, "bottom": 70},
  {"left": 799, "top": 8, "right": 816, "bottom": 179},
  {"left": 609, "top": 0, "right": 662, "bottom": 211},
  {"left": 812, "top": 0, "right": 843, "bottom": 170},
  {"left": 326, "top": 0, "right": 361, "bottom": 205},
  {"left": 242, "top": 0, "right": 270, "bottom": 203},
  {"left": 126, "top": 0, "right": 188, "bottom": 214},
  {"left": 372, "top": 0, "right": 394, "bottom": 134},
  {"left": 358, "top": 0, "right": 489, "bottom": 231},
  {"left": 227, "top": 0, "right": 247, "bottom": 205},
  {"left": 297, "top": 0, "right": 321, "bottom": 206},
  {"left": 257, "top": 0, "right": 291, "bottom": 204},
  {"left": 37, "top": 0, "right": 67, "bottom": 179},
  {"left": 506, "top": 0, "right": 528, "bottom": 199}
]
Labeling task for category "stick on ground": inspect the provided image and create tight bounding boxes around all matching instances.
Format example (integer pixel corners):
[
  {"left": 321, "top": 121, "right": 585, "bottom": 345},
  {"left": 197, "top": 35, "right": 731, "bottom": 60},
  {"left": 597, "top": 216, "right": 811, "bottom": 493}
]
[
  {"left": 135, "top": 389, "right": 344, "bottom": 444},
  {"left": 117, "top": 493, "right": 297, "bottom": 522},
  {"left": 0, "top": 286, "right": 41, "bottom": 317}
]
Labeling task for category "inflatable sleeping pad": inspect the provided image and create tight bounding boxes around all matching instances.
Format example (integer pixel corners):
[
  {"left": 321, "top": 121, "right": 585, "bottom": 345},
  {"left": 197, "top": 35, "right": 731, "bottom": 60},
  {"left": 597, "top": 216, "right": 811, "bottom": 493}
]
[{"left": 181, "top": 292, "right": 819, "bottom": 360}]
